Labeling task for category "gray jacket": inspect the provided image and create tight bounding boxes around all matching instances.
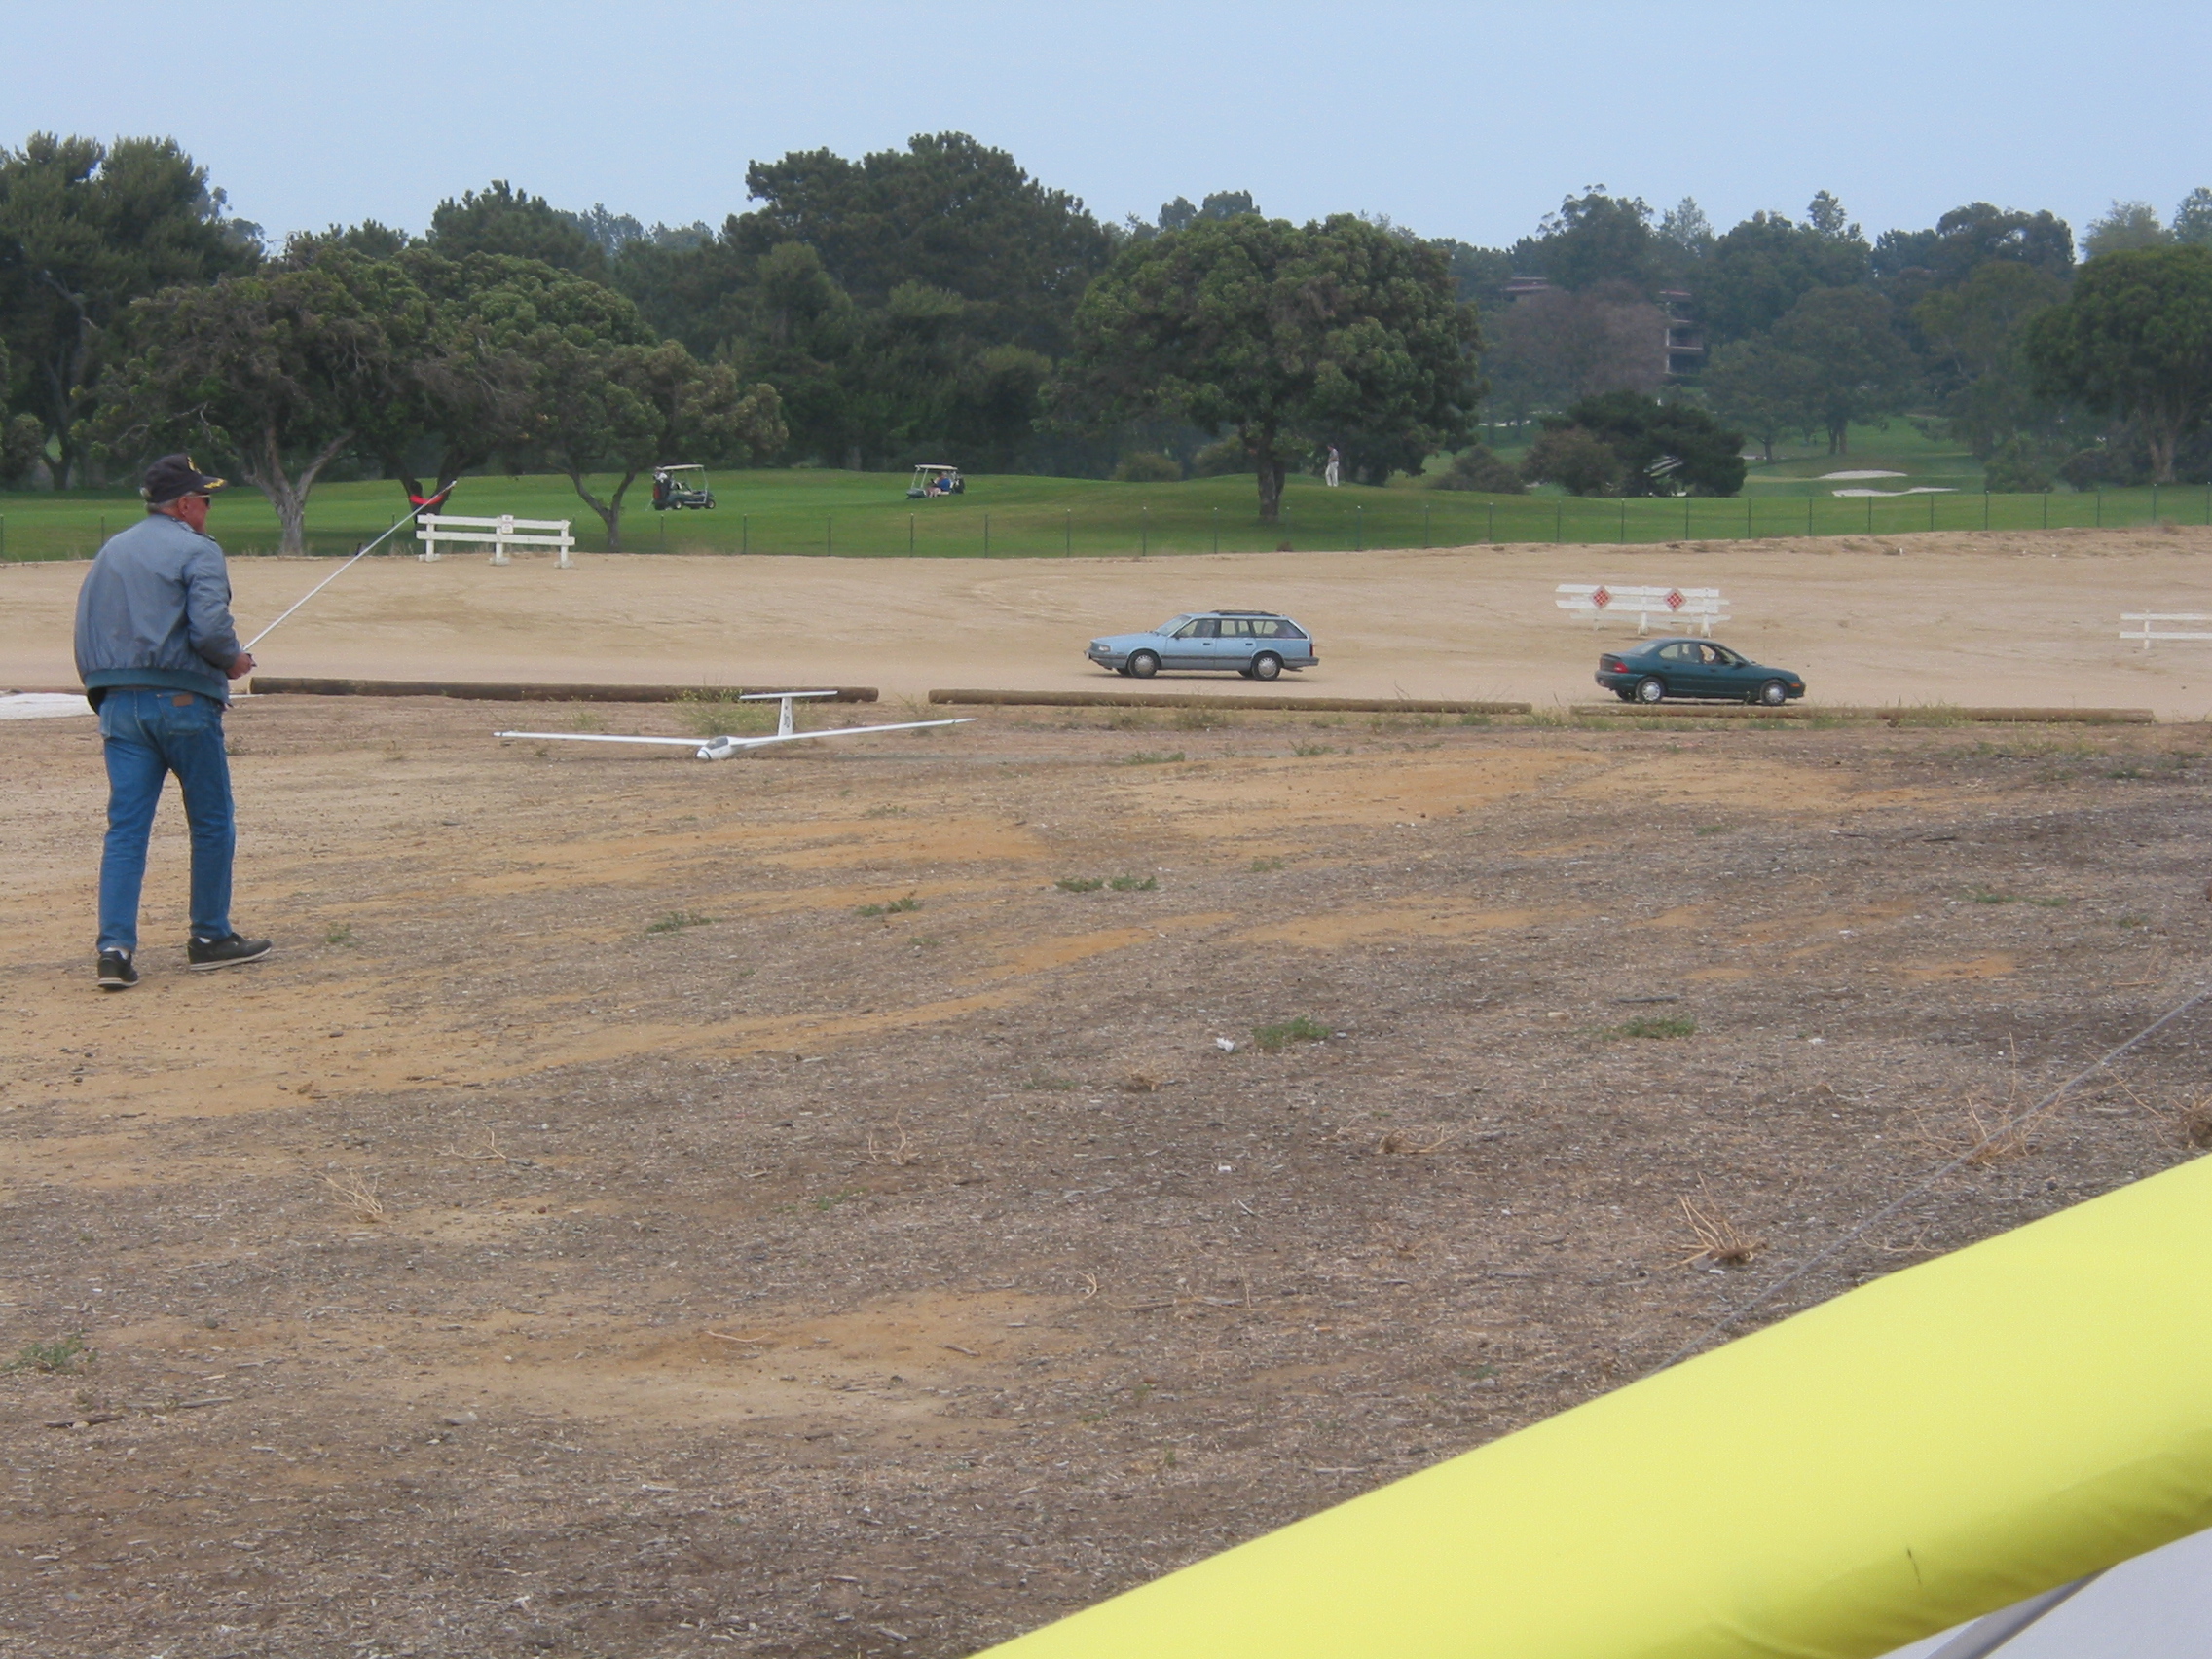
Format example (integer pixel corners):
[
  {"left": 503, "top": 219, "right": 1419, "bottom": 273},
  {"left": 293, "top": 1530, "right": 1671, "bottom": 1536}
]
[{"left": 74, "top": 512, "right": 241, "bottom": 706}]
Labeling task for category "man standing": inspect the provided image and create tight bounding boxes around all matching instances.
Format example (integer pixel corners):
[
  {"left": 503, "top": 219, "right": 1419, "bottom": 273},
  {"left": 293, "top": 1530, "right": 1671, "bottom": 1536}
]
[
  {"left": 74, "top": 455, "right": 272, "bottom": 989},
  {"left": 1324, "top": 445, "right": 1342, "bottom": 488}
]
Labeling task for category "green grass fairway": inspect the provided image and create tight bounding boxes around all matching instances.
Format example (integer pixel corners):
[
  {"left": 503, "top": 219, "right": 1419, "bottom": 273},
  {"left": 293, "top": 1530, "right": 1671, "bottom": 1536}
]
[{"left": 3, "top": 459, "right": 2208, "bottom": 563}]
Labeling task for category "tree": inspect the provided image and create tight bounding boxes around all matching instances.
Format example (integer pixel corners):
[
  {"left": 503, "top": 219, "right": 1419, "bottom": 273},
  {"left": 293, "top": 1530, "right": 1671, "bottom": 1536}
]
[
  {"left": 1514, "top": 187, "right": 1674, "bottom": 294},
  {"left": 1482, "top": 284, "right": 1666, "bottom": 422},
  {"left": 98, "top": 256, "right": 414, "bottom": 552},
  {"left": 2083, "top": 201, "right": 2168, "bottom": 258},
  {"left": 1051, "top": 214, "right": 1480, "bottom": 521},
  {"left": 1158, "top": 191, "right": 1257, "bottom": 234},
  {"left": 1704, "top": 337, "right": 1816, "bottom": 461},
  {"left": 1657, "top": 198, "right": 1714, "bottom": 260},
  {"left": 427, "top": 181, "right": 608, "bottom": 280},
  {"left": 729, "top": 133, "right": 1113, "bottom": 354},
  {"left": 1872, "top": 203, "right": 2074, "bottom": 310},
  {"left": 388, "top": 249, "right": 656, "bottom": 505},
  {"left": 2024, "top": 244, "right": 2212, "bottom": 483},
  {"left": 0, "top": 133, "right": 260, "bottom": 485},
  {"left": 1548, "top": 391, "right": 1746, "bottom": 496},
  {"left": 1768, "top": 285, "right": 1917, "bottom": 454},
  {"left": 1913, "top": 260, "right": 2070, "bottom": 459},
  {"left": 2175, "top": 189, "right": 2212, "bottom": 248},
  {"left": 513, "top": 338, "right": 784, "bottom": 548},
  {"left": 1699, "top": 208, "right": 1871, "bottom": 345}
]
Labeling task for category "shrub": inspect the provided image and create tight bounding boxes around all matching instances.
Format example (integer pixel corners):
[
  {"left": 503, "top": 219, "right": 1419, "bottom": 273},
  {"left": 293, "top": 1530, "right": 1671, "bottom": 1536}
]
[
  {"left": 1982, "top": 436, "right": 2058, "bottom": 493},
  {"left": 1432, "top": 444, "right": 1526, "bottom": 493},
  {"left": 1190, "top": 436, "right": 1250, "bottom": 476},
  {"left": 1114, "top": 450, "right": 1183, "bottom": 483},
  {"left": 1522, "top": 426, "right": 1622, "bottom": 496}
]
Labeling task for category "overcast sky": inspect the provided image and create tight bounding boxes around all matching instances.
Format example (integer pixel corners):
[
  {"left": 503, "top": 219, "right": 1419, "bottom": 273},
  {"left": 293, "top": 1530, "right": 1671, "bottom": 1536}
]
[{"left": 12, "top": 0, "right": 2209, "bottom": 253}]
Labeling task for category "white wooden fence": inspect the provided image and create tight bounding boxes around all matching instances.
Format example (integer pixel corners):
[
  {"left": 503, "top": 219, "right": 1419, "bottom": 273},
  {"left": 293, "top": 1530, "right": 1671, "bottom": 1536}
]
[
  {"left": 2120, "top": 613, "right": 2212, "bottom": 651},
  {"left": 1556, "top": 583, "right": 1730, "bottom": 637},
  {"left": 418, "top": 514, "right": 575, "bottom": 569}
]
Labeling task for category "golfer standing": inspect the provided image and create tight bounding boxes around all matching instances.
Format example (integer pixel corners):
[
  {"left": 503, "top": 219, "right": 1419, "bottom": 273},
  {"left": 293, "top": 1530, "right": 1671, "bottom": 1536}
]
[{"left": 75, "top": 455, "right": 271, "bottom": 989}]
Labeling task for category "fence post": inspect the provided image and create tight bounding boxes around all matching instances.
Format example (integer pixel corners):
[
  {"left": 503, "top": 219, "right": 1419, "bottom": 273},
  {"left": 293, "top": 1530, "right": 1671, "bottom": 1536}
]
[
  {"left": 1422, "top": 503, "right": 1430, "bottom": 549},
  {"left": 2096, "top": 487, "right": 2102, "bottom": 528},
  {"left": 1863, "top": 497, "right": 1871, "bottom": 534},
  {"left": 1212, "top": 506, "right": 1219, "bottom": 555},
  {"left": 2043, "top": 493, "right": 2048, "bottom": 530},
  {"left": 827, "top": 515, "right": 833, "bottom": 555},
  {"left": 1554, "top": 499, "right": 1562, "bottom": 543},
  {"left": 1928, "top": 493, "right": 1935, "bottom": 532},
  {"left": 1487, "top": 500, "right": 1494, "bottom": 543},
  {"left": 742, "top": 514, "right": 749, "bottom": 555},
  {"left": 1683, "top": 497, "right": 1691, "bottom": 538},
  {"left": 1, "top": 514, "right": 6, "bottom": 561},
  {"left": 1140, "top": 505, "right": 1147, "bottom": 557},
  {"left": 1983, "top": 490, "right": 1990, "bottom": 531},
  {"left": 1619, "top": 498, "right": 1626, "bottom": 543},
  {"left": 910, "top": 512, "right": 916, "bottom": 554},
  {"left": 1746, "top": 494, "right": 1752, "bottom": 539},
  {"left": 984, "top": 512, "right": 991, "bottom": 556},
  {"left": 2153, "top": 483, "right": 2160, "bottom": 523},
  {"left": 1355, "top": 503, "right": 1363, "bottom": 551},
  {"left": 1065, "top": 509, "right": 1071, "bottom": 555}
]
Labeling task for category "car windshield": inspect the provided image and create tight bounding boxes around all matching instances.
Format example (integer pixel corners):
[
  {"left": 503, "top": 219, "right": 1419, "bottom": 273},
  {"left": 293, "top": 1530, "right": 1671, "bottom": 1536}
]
[{"left": 1156, "top": 616, "right": 1196, "bottom": 635}]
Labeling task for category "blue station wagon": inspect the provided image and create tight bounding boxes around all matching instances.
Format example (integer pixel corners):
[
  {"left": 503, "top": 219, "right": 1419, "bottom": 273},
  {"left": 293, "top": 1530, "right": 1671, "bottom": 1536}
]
[{"left": 1087, "top": 611, "right": 1318, "bottom": 680}]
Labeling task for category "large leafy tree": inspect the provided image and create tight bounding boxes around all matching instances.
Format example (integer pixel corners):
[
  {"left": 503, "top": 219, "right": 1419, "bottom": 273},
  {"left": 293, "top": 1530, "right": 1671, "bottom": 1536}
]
[
  {"left": 1914, "top": 261, "right": 2071, "bottom": 460},
  {"left": 427, "top": 181, "right": 608, "bottom": 280},
  {"left": 728, "top": 133, "right": 1112, "bottom": 354},
  {"left": 1703, "top": 337, "right": 1817, "bottom": 461},
  {"left": 1767, "top": 285, "right": 1917, "bottom": 455},
  {"left": 1513, "top": 188, "right": 1676, "bottom": 294},
  {"left": 513, "top": 338, "right": 784, "bottom": 549},
  {"left": 98, "top": 255, "right": 417, "bottom": 552},
  {"left": 2024, "top": 244, "right": 2212, "bottom": 483},
  {"left": 1052, "top": 214, "right": 1479, "bottom": 520},
  {"left": 1483, "top": 283, "right": 1666, "bottom": 423},
  {"left": 1699, "top": 203, "right": 1871, "bottom": 345},
  {"left": 0, "top": 133, "right": 260, "bottom": 484}
]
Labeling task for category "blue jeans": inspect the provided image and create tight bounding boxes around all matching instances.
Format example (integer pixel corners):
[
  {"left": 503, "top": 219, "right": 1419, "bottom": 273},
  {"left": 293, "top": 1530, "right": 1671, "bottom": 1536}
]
[{"left": 96, "top": 688, "right": 235, "bottom": 953}]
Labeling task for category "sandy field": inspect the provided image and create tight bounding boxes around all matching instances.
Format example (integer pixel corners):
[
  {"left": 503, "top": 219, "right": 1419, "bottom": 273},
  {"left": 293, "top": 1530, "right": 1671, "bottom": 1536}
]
[
  {"left": 7, "top": 526, "right": 2212, "bottom": 715},
  {"left": 5, "top": 682, "right": 2212, "bottom": 1655}
]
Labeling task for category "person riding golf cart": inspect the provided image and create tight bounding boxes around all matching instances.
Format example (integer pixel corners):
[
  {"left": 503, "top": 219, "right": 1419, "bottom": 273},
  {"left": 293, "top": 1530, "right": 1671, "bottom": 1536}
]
[
  {"left": 906, "top": 463, "right": 965, "bottom": 499},
  {"left": 652, "top": 464, "right": 716, "bottom": 510}
]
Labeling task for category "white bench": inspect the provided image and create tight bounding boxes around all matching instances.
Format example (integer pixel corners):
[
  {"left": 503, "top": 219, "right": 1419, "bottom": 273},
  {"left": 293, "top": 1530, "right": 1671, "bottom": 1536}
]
[
  {"left": 1556, "top": 583, "right": 1729, "bottom": 637},
  {"left": 418, "top": 513, "right": 574, "bottom": 569},
  {"left": 2120, "top": 613, "right": 2212, "bottom": 651}
]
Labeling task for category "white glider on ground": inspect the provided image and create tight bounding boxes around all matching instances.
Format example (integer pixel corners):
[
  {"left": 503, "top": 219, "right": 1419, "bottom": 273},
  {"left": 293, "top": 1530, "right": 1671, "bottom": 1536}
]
[{"left": 495, "top": 690, "right": 972, "bottom": 760}]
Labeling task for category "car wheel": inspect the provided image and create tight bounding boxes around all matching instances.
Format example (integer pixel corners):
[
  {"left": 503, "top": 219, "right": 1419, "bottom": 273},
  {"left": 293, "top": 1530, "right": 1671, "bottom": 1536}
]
[
  {"left": 1757, "top": 679, "right": 1789, "bottom": 707},
  {"left": 1635, "top": 676, "right": 1667, "bottom": 704},
  {"left": 1250, "top": 652, "right": 1283, "bottom": 682},
  {"left": 1128, "top": 651, "right": 1161, "bottom": 679}
]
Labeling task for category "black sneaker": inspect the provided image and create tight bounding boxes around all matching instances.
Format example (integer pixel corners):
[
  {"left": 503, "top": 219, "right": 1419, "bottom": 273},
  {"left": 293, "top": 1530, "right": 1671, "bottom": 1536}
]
[
  {"left": 96, "top": 950, "right": 138, "bottom": 990},
  {"left": 187, "top": 933, "right": 273, "bottom": 972}
]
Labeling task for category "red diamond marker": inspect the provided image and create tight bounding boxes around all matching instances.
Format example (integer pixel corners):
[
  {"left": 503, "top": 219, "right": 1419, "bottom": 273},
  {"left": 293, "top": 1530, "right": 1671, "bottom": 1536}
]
[
  {"left": 1666, "top": 588, "right": 1685, "bottom": 611},
  {"left": 1591, "top": 585, "right": 1611, "bottom": 609}
]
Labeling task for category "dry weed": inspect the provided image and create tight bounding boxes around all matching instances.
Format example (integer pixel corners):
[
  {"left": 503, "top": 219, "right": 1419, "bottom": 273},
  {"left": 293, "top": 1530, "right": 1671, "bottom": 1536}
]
[
  {"left": 866, "top": 1111, "right": 923, "bottom": 1167},
  {"left": 1378, "top": 1124, "right": 1460, "bottom": 1155},
  {"left": 1677, "top": 1189, "right": 1761, "bottom": 1267},
  {"left": 323, "top": 1174, "right": 387, "bottom": 1224}
]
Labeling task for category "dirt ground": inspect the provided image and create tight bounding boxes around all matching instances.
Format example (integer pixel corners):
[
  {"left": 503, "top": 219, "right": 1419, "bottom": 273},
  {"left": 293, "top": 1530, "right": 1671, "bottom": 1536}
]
[
  {"left": 7, "top": 526, "right": 2212, "bottom": 716},
  {"left": 5, "top": 688, "right": 2212, "bottom": 1657}
]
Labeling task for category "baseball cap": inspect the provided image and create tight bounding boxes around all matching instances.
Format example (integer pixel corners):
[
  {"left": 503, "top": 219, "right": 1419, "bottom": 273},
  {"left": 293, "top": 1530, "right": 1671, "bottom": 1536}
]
[{"left": 141, "top": 454, "right": 228, "bottom": 505}]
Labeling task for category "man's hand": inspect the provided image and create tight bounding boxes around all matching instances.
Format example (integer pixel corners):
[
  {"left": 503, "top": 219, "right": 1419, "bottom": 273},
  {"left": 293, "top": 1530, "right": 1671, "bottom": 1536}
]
[{"left": 228, "top": 651, "right": 257, "bottom": 681}]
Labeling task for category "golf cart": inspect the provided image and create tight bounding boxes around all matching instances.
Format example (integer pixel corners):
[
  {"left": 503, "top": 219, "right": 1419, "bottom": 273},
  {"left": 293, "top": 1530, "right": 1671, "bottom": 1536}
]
[
  {"left": 906, "top": 463, "right": 965, "bottom": 499},
  {"left": 652, "top": 464, "right": 716, "bottom": 511}
]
